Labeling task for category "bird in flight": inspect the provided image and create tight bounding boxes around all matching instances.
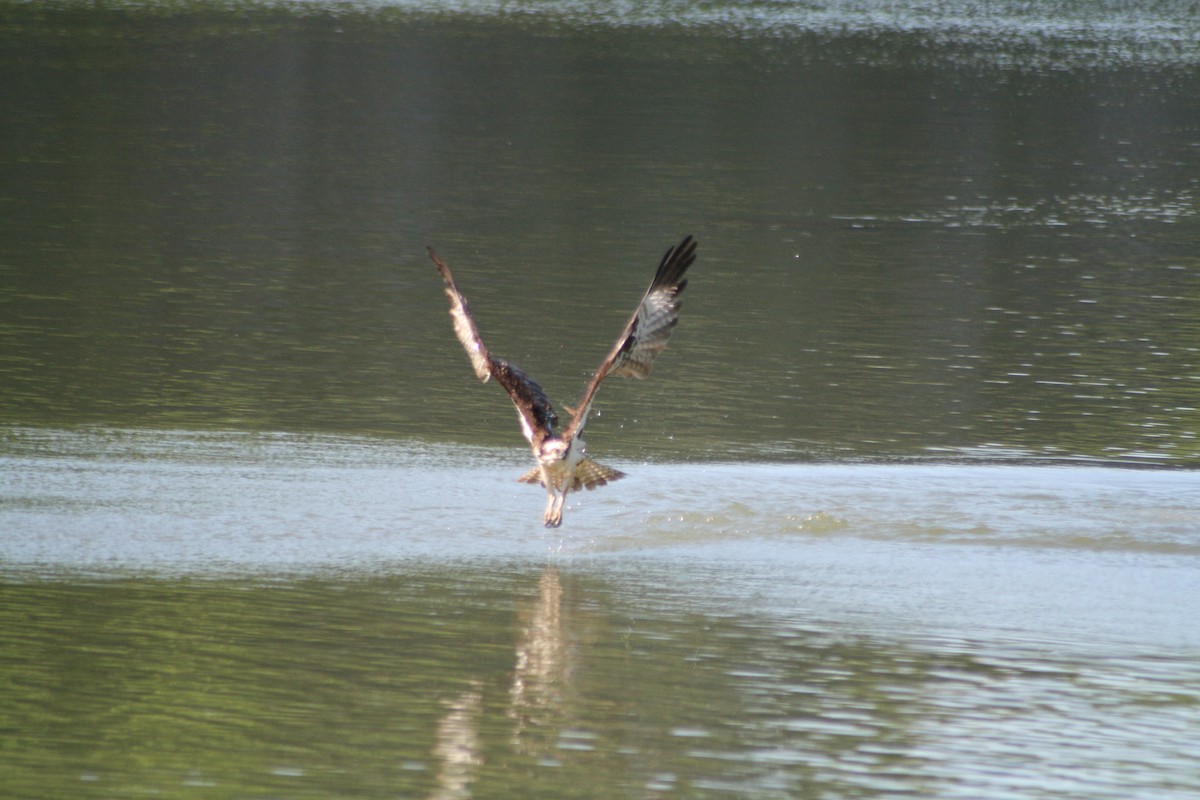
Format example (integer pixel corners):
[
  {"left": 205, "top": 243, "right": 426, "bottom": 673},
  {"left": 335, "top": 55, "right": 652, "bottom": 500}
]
[{"left": 428, "top": 235, "right": 696, "bottom": 527}]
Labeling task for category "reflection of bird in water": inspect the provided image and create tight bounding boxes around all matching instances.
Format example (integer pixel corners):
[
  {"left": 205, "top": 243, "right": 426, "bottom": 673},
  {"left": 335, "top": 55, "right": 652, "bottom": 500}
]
[
  {"left": 429, "top": 236, "right": 697, "bottom": 527},
  {"left": 430, "top": 682, "right": 483, "bottom": 800},
  {"left": 509, "top": 565, "right": 569, "bottom": 753}
]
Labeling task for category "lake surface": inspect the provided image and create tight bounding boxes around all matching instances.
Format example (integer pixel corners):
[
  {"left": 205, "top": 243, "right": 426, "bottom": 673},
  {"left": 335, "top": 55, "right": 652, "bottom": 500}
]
[
  {"left": 2, "top": 427, "right": 1200, "bottom": 798},
  {"left": 2, "top": 1, "right": 1199, "bottom": 797},
  {"left": 3, "top": 0, "right": 1199, "bottom": 464}
]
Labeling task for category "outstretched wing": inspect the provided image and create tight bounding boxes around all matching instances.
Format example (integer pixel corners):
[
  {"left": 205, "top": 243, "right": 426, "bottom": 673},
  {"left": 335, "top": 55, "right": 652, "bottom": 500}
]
[
  {"left": 429, "top": 247, "right": 559, "bottom": 447},
  {"left": 490, "top": 359, "right": 559, "bottom": 447},
  {"left": 564, "top": 235, "right": 696, "bottom": 439},
  {"left": 428, "top": 246, "right": 492, "bottom": 382}
]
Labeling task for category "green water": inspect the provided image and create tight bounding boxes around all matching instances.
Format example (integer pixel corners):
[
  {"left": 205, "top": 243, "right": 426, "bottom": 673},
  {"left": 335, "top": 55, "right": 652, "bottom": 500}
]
[
  {"left": 2, "top": 0, "right": 1198, "bottom": 463},
  {"left": 3, "top": 555, "right": 1198, "bottom": 799},
  {"left": 2, "top": 2, "right": 1199, "bottom": 797},
  {"left": 3, "top": 428, "right": 1199, "bottom": 797}
]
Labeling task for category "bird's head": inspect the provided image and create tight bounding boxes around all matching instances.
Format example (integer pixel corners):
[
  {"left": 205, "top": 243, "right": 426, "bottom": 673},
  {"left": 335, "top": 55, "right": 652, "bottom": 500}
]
[{"left": 537, "top": 437, "right": 569, "bottom": 466}]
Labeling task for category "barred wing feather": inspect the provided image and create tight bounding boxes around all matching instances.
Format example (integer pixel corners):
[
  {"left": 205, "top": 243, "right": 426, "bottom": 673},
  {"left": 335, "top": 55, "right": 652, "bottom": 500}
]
[{"left": 565, "top": 235, "right": 696, "bottom": 438}]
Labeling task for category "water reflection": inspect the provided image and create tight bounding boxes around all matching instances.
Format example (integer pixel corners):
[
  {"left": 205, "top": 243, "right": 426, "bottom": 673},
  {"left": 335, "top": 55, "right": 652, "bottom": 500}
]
[
  {"left": 2, "top": 2, "right": 1198, "bottom": 464},
  {"left": 431, "top": 683, "right": 483, "bottom": 800},
  {"left": 2, "top": 564, "right": 1197, "bottom": 798},
  {"left": 509, "top": 565, "right": 569, "bottom": 759},
  {"left": 2, "top": 2, "right": 1199, "bottom": 795}
]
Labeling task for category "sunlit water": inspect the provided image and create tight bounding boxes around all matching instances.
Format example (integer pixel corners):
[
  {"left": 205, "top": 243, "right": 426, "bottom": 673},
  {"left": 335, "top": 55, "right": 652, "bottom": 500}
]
[
  {"left": 3, "top": 0, "right": 1200, "bottom": 796},
  {"left": 4, "top": 427, "right": 1198, "bottom": 568},
  {"left": 3, "top": 428, "right": 1198, "bottom": 798}
]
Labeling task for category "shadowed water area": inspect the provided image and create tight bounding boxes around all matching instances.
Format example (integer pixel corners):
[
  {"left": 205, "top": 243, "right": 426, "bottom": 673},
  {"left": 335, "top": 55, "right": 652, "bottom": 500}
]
[{"left": 2, "top": 1, "right": 1199, "bottom": 797}]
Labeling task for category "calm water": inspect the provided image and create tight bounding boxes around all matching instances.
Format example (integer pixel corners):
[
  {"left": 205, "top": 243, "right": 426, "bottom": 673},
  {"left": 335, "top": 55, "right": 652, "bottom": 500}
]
[
  {"left": 3, "top": 0, "right": 1199, "bottom": 463},
  {"left": 2, "top": 1, "right": 1200, "bottom": 797}
]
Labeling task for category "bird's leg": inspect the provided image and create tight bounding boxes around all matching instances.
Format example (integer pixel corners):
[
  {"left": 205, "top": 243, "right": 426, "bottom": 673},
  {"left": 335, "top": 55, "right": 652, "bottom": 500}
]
[
  {"left": 545, "top": 471, "right": 576, "bottom": 528},
  {"left": 544, "top": 489, "right": 564, "bottom": 528},
  {"left": 538, "top": 464, "right": 563, "bottom": 528}
]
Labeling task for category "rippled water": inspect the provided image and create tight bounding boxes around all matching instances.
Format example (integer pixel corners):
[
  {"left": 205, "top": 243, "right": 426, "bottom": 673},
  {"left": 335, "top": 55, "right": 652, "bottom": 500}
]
[
  {"left": 4, "top": 427, "right": 1198, "bottom": 565},
  {"left": 2, "top": 0, "right": 1199, "bottom": 796},
  {"left": 3, "top": 428, "right": 1199, "bottom": 798},
  {"left": 3, "top": 0, "right": 1199, "bottom": 464}
]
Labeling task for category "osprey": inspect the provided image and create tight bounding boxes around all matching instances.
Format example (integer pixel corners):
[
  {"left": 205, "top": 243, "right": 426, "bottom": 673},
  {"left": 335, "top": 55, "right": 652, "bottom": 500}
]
[{"left": 429, "top": 236, "right": 696, "bottom": 527}]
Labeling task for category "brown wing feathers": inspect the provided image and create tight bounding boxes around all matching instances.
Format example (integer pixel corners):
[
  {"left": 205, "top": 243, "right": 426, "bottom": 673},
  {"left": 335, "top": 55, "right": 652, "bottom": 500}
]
[
  {"left": 428, "top": 246, "right": 559, "bottom": 446},
  {"left": 427, "top": 247, "right": 492, "bottom": 382},
  {"left": 608, "top": 235, "right": 695, "bottom": 379},
  {"left": 564, "top": 235, "right": 695, "bottom": 438},
  {"left": 429, "top": 235, "right": 695, "bottom": 447},
  {"left": 490, "top": 360, "right": 559, "bottom": 446}
]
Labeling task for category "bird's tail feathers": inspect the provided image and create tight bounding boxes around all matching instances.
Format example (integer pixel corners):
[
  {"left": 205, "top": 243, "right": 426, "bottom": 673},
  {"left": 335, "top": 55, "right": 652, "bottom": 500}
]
[{"left": 517, "top": 459, "right": 627, "bottom": 491}]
